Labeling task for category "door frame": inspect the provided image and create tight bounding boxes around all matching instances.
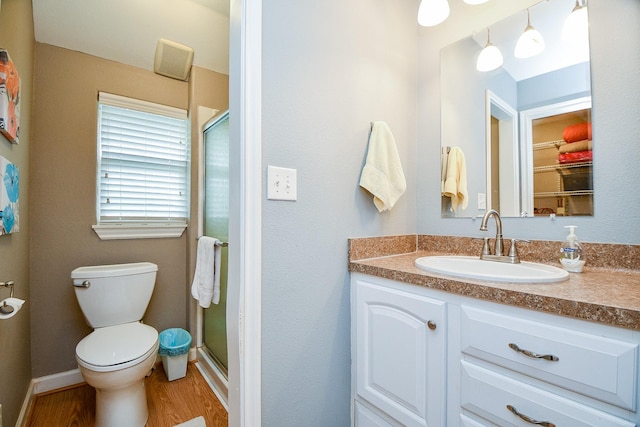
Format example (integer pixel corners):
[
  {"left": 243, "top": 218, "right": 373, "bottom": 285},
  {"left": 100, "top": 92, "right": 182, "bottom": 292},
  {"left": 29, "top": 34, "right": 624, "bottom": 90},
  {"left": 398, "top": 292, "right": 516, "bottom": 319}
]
[{"left": 229, "top": 0, "right": 262, "bottom": 426}]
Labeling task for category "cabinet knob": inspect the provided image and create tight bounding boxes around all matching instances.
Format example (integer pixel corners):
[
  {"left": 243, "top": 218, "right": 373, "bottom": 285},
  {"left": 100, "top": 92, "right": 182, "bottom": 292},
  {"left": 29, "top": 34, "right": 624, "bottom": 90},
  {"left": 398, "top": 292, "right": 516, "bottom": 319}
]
[{"left": 427, "top": 320, "right": 437, "bottom": 330}]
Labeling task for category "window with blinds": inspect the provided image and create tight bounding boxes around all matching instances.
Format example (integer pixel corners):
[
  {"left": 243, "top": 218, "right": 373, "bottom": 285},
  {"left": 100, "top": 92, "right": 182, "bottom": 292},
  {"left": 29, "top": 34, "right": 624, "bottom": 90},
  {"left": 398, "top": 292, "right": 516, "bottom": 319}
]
[{"left": 96, "top": 93, "right": 189, "bottom": 233}]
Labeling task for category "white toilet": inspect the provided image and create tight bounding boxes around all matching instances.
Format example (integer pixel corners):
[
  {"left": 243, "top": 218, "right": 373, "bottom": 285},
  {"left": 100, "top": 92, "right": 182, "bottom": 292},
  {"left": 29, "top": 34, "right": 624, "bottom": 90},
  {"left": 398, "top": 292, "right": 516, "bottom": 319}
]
[{"left": 71, "top": 262, "right": 159, "bottom": 427}]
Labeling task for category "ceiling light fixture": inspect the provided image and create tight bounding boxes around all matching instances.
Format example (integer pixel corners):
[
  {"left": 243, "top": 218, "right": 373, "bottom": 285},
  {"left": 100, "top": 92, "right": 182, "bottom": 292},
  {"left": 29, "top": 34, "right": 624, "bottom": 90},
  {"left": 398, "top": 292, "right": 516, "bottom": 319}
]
[
  {"left": 514, "top": 9, "right": 545, "bottom": 58},
  {"left": 562, "top": 0, "right": 588, "bottom": 43},
  {"left": 418, "top": 0, "right": 450, "bottom": 27},
  {"left": 476, "top": 29, "right": 503, "bottom": 72},
  {"left": 463, "top": 0, "right": 489, "bottom": 5}
]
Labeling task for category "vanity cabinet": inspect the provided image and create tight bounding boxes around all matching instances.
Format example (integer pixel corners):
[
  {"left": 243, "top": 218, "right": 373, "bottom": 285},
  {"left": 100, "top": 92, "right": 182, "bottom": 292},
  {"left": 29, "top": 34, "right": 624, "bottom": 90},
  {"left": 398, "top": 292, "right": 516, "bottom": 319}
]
[
  {"left": 352, "top": 278, "right": 446, "bottom": 427},
  {"left": 351, "top": 273, "right": 640, "bottom": 427}
]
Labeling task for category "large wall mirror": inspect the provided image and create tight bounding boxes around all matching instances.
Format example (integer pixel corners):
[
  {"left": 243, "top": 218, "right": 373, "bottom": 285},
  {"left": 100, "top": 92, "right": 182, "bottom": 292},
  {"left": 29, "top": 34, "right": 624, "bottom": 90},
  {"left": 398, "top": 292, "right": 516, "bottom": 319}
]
[{"left": 441, "top": 0, "right": 592, "bottom": 218}]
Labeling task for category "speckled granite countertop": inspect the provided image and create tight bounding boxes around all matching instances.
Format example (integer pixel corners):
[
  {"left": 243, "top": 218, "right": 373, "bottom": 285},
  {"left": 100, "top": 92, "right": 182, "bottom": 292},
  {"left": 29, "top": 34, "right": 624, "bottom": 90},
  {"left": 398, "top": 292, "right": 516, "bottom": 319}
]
[{"left": 349, "top": 235, "right": 640, "bottom": 331}]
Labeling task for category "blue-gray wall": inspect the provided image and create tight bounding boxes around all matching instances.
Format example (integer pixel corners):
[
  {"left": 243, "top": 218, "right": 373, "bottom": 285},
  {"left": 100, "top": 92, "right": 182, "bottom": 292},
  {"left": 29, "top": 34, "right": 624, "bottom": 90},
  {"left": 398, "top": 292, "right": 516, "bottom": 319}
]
[
  {"left": 261, "top": 0, "right": 417, "bottom": 424},
  {"left": 518, "top": 62, "right": 591, "bottom": 111}
]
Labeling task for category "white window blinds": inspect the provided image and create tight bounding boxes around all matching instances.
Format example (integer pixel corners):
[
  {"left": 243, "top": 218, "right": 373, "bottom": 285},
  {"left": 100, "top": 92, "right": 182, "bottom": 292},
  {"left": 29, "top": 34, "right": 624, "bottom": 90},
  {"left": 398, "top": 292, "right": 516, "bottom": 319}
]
[{"left": 97, "top": 93, "right": 189, "bottom": 224}]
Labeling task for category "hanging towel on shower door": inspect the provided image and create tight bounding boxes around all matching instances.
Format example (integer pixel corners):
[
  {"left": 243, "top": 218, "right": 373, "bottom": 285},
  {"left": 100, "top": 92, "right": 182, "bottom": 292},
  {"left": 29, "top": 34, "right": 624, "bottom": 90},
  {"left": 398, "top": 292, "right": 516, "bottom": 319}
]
[
  {"left": 442, "top": 146, "right": 468, "bottom": 212},
  {"left": 359, "top": 121, "right": 407, "bottom": 212},
  {"left": 191, "top": 236, "right": 222, "bottom": 308}
]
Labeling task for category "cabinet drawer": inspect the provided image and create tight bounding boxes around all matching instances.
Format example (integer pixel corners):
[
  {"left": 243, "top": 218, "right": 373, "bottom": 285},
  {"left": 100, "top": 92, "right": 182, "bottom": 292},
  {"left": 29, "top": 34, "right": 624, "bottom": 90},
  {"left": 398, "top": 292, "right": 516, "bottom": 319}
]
[
  {"left": 460, "top": 305, "right": 638, "bottom": 410},
  {"left": 461, "top": 361, "right": 635, "bottom": 427}
]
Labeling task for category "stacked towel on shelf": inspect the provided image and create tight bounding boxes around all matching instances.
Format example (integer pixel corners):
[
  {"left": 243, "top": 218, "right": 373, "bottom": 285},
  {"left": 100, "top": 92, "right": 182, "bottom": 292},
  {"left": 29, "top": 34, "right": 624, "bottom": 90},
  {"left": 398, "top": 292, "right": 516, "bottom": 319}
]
[
  {"left": 558, "top": 139, "right": 592, "bottom": 154},
  {"left": 191, "top": 236, "right": 222, "bottom": 308},
  {"left": 563, "top": 122, "right": 592, "bottom": 143},
  {"left": 359, "top": 121, "right": 407, "bottom": 212},
  {"left": 559, "top": 122, "right": 592, "bottom": 164},
  {"left": 558, "top": 150, "right": 593, "bottom": 164},
  {"left": 442, "top": 146, "right": 468, "bottom": 212}
]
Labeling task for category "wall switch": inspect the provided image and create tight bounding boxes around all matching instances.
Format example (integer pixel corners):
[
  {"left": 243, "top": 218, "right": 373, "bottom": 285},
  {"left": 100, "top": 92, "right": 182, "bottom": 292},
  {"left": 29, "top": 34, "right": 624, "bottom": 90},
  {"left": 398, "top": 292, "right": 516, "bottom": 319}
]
[
  {"left": 478, "top": 193, "right": 486, "bottom": 210},
  {"left": 267, "top": 166, "right": 297, "bottom": 201}
]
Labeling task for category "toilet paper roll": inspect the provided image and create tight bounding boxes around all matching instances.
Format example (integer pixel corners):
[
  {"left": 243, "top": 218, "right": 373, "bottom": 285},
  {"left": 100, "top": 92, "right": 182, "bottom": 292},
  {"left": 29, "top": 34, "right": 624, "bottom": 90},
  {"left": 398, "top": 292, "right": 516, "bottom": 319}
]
[{"left": 0, "top": 297, "right": 25, "bottom": 319}]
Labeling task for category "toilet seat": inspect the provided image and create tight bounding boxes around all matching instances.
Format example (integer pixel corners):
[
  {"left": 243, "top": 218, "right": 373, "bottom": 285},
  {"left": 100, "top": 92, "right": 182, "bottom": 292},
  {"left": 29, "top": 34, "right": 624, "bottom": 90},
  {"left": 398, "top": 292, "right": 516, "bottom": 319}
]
[{"left": 76, "top": 322, "right": 158, "bottom": 373}]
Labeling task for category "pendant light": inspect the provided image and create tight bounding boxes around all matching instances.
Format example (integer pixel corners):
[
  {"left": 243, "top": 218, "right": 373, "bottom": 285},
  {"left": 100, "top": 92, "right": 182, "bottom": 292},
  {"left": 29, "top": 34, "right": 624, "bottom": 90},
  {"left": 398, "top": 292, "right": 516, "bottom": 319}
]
[
  {"left": 476, "top": 29, "right": 503, "bottom": 72},
  {"left": 514, "top": 9, "right": 545, "bottom": 58},
  {"left": 562, "top": 0, "right": 588, "bottom": 43},
  {"left": 418, "top": 0, "right": 450, "bottom": 27}
]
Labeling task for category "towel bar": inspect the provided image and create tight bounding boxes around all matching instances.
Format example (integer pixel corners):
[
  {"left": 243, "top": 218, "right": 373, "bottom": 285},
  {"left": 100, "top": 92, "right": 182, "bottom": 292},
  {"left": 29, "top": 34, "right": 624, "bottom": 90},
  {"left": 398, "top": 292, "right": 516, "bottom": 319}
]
[{"left": 196, "top": 236, "right": 228, "bottom": 247}]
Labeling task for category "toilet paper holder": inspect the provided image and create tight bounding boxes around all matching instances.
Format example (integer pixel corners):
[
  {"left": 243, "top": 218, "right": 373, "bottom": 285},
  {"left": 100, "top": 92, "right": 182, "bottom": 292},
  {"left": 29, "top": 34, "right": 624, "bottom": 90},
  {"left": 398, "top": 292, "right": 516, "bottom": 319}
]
[
  {"left": 1, "top": 280, "right": 15, "bottom": 312},
  {"left": 0, "top": 281, "right": 25, "bottom": 319},
  {"left": 1, "top": 280, "right": 15, "bottom": 298}
]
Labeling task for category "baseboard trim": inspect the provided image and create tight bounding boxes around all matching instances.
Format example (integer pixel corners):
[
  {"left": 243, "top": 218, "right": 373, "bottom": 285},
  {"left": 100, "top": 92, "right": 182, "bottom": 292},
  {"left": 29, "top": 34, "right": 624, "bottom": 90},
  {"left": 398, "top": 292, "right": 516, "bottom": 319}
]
[
  {"left": 32, "top": 368, "right": 85, "bottom": 394},
  {"left": 15, "top": 381, "right": 34, "bottom": 427},
  {"left": 16, "top": 369, "right": 85, "bottom": 427},
  {"left": 196, "top": 347, "right": 229, "bottom": 411}
]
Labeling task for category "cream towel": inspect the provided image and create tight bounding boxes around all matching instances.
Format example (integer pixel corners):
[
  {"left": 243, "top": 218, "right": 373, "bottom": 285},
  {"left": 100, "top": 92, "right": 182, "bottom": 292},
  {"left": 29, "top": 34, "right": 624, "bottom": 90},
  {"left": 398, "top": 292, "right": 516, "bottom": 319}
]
[
  {"left": 190, "top": 236, "right": 222, "bottom": 308},
  {"left": 442, "top": 146, "right": 468, "bottom": 212},
  {"left": 359, "top": 121, "right": 407, "bottom": 212}
]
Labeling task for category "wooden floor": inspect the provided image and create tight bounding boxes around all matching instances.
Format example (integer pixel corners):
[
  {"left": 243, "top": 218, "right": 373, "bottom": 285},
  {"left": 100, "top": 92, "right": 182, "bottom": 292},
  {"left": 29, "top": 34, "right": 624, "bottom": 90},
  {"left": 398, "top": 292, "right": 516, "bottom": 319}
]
[{"left": 26, "top": 362, "right": 228, "bottom": 427}]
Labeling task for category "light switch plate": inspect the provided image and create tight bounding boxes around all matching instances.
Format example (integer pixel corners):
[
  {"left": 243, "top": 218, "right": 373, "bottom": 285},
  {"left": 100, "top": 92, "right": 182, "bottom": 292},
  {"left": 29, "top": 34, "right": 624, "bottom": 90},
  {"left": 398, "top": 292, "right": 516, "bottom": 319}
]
[
  {"left": 267, "top": 166, "right": 297, "bottom": 201},
  {"left": 477, "top": 193, "right": 486, "bottom": 210}
]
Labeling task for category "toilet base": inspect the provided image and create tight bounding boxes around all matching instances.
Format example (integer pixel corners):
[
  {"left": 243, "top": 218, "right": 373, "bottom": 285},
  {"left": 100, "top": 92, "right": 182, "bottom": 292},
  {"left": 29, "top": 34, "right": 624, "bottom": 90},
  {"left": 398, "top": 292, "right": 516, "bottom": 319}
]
[
  {"left": 95, "top": 379, "right": 149, "bottom": 427},
  {"left": 77, "top": 349, "right": 157, "bottom": 427}
]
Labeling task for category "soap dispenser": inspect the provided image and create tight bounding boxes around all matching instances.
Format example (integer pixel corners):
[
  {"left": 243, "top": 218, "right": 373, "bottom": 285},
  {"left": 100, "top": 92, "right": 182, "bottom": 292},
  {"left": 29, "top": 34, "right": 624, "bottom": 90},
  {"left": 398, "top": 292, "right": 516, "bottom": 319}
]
[{"left": 560, "top": 225, "right": 585, "bottom": 273}]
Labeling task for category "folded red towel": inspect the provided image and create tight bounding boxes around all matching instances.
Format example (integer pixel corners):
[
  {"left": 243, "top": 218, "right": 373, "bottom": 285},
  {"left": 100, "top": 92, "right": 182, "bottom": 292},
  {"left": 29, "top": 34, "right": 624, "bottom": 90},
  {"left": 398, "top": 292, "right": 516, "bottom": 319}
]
[
  {"left": 558, "top": 150, "right": 592, "bottom": 164},
  {"left": 563, "top": 122, "right": 592, "bottom": 143}
]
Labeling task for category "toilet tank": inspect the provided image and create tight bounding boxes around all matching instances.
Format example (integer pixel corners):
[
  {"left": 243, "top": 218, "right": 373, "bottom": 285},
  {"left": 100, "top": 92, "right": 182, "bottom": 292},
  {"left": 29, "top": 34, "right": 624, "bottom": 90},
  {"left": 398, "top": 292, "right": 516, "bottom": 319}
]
[{"left": 71, "top": 262, "right": 158, "bottom": 328}]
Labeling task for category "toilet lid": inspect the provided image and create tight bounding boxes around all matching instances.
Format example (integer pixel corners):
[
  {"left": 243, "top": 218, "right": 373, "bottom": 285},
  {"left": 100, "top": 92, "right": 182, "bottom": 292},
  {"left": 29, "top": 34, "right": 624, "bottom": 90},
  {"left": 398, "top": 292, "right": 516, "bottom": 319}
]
[{"left": 76, "top": 322, "right": 158, "bottom": 367}]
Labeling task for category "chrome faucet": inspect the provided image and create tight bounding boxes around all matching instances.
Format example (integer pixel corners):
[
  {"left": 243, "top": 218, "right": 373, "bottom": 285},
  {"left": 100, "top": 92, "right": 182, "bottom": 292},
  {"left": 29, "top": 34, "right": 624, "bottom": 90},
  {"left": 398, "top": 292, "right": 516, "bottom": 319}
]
[{"left": 479, "top": 209, "right": 504, "bottom": 256}]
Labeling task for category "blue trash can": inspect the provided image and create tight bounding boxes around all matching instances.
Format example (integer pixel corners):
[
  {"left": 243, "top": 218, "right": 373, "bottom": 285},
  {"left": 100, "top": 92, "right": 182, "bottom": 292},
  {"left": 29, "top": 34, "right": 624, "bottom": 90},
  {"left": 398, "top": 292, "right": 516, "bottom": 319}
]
[{"left": 159, "top": 328, "right": 192, "bottom": 380}]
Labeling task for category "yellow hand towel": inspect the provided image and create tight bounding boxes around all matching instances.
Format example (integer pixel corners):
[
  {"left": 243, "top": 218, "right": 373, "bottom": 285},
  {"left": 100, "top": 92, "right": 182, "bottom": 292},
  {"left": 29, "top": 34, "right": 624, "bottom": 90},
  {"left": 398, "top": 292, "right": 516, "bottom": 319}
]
[
  {"left": 442, "top": 146, "right": 468, "bottom": 212},
  {"left": 359, "top": 121, "right": 407, "bottom": 212}
]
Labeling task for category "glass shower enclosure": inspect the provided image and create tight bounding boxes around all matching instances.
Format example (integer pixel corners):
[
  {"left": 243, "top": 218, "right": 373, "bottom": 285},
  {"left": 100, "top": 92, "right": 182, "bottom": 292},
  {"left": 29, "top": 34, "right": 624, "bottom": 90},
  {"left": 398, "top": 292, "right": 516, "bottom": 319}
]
[{"left": 201, "top": 111, "right": 230, "bottom": 380}]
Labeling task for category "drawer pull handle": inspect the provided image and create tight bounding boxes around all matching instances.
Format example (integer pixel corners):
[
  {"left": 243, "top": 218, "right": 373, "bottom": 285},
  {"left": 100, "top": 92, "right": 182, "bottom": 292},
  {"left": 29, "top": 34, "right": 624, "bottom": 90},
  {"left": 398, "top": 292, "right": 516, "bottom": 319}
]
[
  {"left": 427, "top": 320, "right": 437, "bottom": 330},
  {"left": 507, "top": 404, "right": 555, "bottom": 427},
  {"left": 509, "top": 343, "right": 559, "bottom": 361}
]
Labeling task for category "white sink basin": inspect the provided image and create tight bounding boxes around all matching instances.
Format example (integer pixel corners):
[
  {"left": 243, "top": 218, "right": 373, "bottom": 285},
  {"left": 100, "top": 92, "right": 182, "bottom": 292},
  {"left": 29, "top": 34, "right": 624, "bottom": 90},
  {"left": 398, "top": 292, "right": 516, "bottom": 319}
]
[{"left": 414, "top": 256, "right": 569, "bottom": 283}]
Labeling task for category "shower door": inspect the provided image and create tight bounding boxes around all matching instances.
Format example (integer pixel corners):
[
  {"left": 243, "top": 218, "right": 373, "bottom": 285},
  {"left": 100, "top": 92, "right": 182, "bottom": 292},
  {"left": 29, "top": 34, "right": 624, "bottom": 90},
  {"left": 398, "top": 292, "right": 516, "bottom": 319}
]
[{"left": 203, "top": 111, "right": 230, "bottom": 374}]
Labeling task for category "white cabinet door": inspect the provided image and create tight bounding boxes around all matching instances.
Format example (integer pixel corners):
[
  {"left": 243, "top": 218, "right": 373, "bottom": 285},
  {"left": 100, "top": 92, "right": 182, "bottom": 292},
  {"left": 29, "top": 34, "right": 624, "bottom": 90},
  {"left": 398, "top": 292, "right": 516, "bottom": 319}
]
[{"left": 355, "top": 280, "right": 446, "bottom": 427}]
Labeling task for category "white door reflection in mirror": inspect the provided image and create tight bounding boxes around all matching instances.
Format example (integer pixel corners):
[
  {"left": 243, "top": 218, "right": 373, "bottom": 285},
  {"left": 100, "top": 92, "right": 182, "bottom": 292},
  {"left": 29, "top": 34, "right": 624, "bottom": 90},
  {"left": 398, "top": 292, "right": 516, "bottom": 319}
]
[{"left": 486, "top": 90, "right": 519, "bottom": 217}]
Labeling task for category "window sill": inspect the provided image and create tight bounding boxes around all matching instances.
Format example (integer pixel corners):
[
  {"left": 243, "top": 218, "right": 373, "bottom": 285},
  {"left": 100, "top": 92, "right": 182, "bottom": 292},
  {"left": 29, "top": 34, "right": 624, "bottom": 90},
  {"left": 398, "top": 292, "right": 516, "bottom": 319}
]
[{"left": 92, "top": 223, "right": 187, "bottom": 240}]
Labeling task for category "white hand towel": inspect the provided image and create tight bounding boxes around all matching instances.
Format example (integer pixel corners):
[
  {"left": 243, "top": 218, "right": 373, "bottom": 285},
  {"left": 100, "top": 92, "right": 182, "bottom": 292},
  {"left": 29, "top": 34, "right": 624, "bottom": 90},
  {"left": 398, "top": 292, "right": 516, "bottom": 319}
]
[
  {"left": 190, "top": 236, "right": 222, "bottom": 308},
  {"left": 442, "top": 146, "right": 468, "bottom": 212},
  {"left": 359, "top": 121, "right": 407, "bottom": 212}
]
